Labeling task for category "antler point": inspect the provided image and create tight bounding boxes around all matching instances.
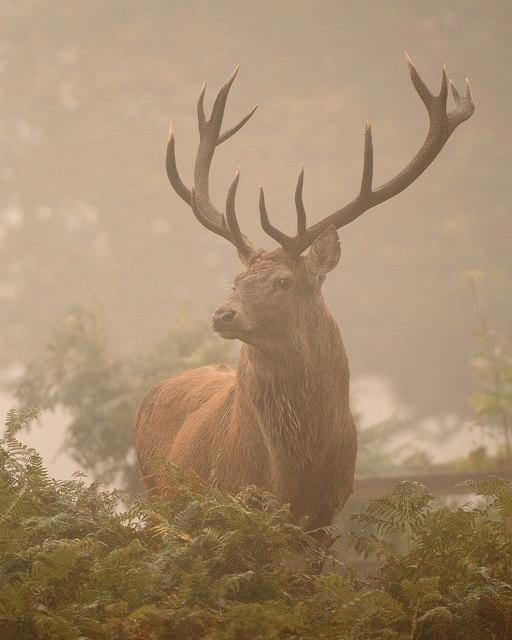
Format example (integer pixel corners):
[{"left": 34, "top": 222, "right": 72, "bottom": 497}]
[
  {"left": 449, "top": 78, "right": 461, "bottom": 102},
  {"left": 226, "top": 66, "right": 240, "bottom": 86}
]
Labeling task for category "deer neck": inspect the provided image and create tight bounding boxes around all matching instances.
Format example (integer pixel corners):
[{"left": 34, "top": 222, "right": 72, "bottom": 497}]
[{"left": 234, "top": 300, "right": 348, "bottom": 458}]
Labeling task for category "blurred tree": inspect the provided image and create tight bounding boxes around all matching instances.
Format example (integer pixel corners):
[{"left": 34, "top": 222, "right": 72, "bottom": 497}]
[
  {"left": 459, "top": 270, "right": 512, "bottom": 465},
  {"left": 15, "top": 305, "right": 234, "bottom": 490},
  {"left": 355, "top": 416, "right": 434, "bottom": 475},
  {"left": 470, "top": 327, "right": 512, "bottom": 463}
]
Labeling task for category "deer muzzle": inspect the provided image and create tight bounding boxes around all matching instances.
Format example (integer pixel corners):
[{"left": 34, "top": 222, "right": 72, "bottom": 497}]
[{"left": 211, "top": 307, "right": 237, "bottom": 332}]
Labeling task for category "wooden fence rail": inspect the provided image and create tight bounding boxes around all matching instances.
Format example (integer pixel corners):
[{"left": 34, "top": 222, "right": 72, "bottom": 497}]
[{"left": 352, "top": 469, "right": 512, "bottom": 498}]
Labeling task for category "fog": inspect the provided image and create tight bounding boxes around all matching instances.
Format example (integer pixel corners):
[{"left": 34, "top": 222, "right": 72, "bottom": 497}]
[{"left": 0, "top": 1, "right": 510, "bottom": 477}]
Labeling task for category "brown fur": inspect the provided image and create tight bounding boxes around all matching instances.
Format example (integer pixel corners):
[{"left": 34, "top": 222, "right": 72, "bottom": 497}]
[
  {"left": 134, "top": 245, "right": 357, "bottom": 529},
  {"left": 148, "top": 59, "right": 475, "bottom": 528}
]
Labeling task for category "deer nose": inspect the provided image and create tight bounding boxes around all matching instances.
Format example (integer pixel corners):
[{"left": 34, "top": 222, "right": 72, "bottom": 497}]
[{"left": 211, "top": 308, "right": 236, "bottom": 331}]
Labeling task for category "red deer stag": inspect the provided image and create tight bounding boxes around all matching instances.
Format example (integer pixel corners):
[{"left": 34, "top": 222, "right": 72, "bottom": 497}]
[{"left": 135, "top": 57, "right": 474, "bottom": 528}]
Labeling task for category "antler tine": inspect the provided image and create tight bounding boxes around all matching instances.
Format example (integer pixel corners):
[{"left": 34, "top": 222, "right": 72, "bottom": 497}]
[
  {"left": 372, "top": 53, "right": 474, "bottom": 202},
  {"left": 197, "top": 82, "right": 207, "bottom": 132},
  {"left": 439, "top": 62, "right": 449, "bottom": 109},
  {"left": 166, "top": 67, "right": 256, "bottom": 257},
  {"left": 258, "top": 166, "right": 310, "bottom": 255},
  {"left": 449, "top": 77, "right": 474, "bottom": 128},
  {"left": 259, "top": 121, "right": 374, "bottom": 255},
  {"left": 200, "top": 67, "right": 258, "bottom": 146},
  {"left": 259, "top": 188, "right": 295, "bottom": 249},
  {"left": 295, "top": 166, "right": 307, "bottom": 238},
  {"left": 166, "top": 124, "right": 192, "bottom": 205},
  {"left": 404, "top": 51, "right": 434, "bottom": 109},
  {"left": 192, "top": 67, "right": 257, "bottom": 241},
  {"left": 208, "top": 66, "right": 240, "bottom": 138},
  {"left": 449, "top": 78, "right": 461, "bottom": 102},
  {"left": 218, "top": 105, "right": 258, "bottom": 145},
  {"left": 285, "top": 54, "right": 475, "bottom": 255},
  {"left": 360, "top": 116, "right": 374, "bottom": 197},
  {"left": 225, "top": 169, "right": 253, "bottom": 259}
]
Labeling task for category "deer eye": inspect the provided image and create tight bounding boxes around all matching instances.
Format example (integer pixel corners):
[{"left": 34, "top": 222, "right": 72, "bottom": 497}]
[{"left": 274, "top": 276, "right": 292, "bottom": 290}]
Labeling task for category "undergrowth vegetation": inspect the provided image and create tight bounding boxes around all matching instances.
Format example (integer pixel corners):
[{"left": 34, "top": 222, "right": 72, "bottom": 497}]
[{"left": 1, "top": 409, "right": 512, "bottom": 639}]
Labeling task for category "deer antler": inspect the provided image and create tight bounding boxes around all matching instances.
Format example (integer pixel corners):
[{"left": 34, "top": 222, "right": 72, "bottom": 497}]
[
  {"left": 166, "top": 67, "right": 257, "bottom": 259},
  {"left": 259, "top": 54, "right": 475, "bottom": 255}
]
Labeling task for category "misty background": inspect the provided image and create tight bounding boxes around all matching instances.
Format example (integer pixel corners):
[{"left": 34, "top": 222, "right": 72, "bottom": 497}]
[{"left": 0, "top": 1, "right": 510, "bottom": 478}]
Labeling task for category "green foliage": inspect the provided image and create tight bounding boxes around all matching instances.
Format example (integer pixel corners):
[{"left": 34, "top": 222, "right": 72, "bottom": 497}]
[
  {"left": 350, "top": 482, "right": 437, "bottom": 557},
  {"left": 15, "top": 305, "right": 234, "bottom": 489},
  {"left": 1, "top": 410, "right": 512, "bottom": 639},
  {"left": 470, "top": 326, "right": 512, "bottom": 463},
  {"left": 348, "top": 480, "right": 512, "bottom": 639}
]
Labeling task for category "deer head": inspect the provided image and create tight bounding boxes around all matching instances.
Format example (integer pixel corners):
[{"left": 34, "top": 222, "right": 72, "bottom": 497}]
[{"left": 166, "top": 59, "right": 474, "bottom": 347}]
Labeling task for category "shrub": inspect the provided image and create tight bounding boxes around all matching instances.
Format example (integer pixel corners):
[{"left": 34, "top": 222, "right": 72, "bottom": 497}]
[
  {"left": 1, "top": 409, "right": 511, "bottom": 639},
  {"left": 15, "top": 306, "right": 234, "bottom": 489}
]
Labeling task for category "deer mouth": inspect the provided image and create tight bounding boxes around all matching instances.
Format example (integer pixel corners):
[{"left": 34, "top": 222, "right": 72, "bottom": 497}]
[
  {"left": 214, "top": 327, "right": 238, "bottom": 340},
  {"left": 212, "top": 317, "right": 238, "bottom": 339},
  {"left": 212, "top": 316, "right": 254, "bottom": 341}
]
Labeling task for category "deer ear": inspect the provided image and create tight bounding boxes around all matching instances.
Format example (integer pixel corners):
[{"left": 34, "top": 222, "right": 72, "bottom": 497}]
[{"left": 305, "top": 226, "right": 340, "bottom": 280}]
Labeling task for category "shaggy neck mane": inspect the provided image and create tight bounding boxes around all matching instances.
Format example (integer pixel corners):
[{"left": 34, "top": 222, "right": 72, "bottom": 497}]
[{"left": 234, "top": 296, "right": 346, "bottom": 460}]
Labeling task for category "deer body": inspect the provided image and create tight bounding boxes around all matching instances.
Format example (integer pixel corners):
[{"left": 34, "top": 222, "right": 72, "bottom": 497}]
[
  {"left": 135, "top": 59, "right": 474, "bottom": 527},
  {"left": 136, "top": 263, "right": 356, "bottom": 527}
]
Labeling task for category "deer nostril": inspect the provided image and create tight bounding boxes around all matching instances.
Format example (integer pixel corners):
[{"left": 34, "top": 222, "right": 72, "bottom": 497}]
[
  {"left": 212, "top": 308, "right": 236, "bottom": 330},
  {"left": 221, "top": 309, "right": 235, "bottom": 321}
]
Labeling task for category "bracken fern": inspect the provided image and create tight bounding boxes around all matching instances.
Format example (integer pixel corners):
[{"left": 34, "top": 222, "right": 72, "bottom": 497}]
[{"left": 1, "top": 410, "right": 511, "bottom": 639}]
